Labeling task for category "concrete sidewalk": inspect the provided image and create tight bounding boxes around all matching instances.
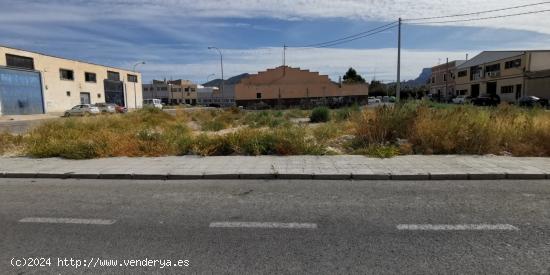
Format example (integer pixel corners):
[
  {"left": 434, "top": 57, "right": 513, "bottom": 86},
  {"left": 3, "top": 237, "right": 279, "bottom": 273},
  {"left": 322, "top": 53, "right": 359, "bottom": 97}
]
[{"left": 1, "top": 155, "right": 549, "bottom": 180}]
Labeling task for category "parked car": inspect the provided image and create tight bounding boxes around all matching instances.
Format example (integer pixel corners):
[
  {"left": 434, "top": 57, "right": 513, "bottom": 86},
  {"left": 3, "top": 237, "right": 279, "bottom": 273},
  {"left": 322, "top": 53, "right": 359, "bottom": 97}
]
[
  {"left": 389, "top": 96, "right": 396, "bottom": 103},
  {"left": 94, "top": 103, "right": 116, "bottom": 114},
  {"left": 452, "top": 95, "right": 468, "bottom": 104},
  {"left": 471, "top": 95, "right": 500, "bottom": 107},
  {"left": 518, "top": 96, "right": 549, "bottom": 108},
  {"left": 64, "top": 104, "right": 100, "bottom": 117},
  {"left": 143, "top": 99, "right": 163, "bottom": 109},
  {"left": 382, "top": 96, "right": 390, "bottom": 103},
  {"left": 114, "top": 105, "right": 128, "bottom": 113},
  {"left": 368, "top": 97, "right": 381, "bottom": 105}
]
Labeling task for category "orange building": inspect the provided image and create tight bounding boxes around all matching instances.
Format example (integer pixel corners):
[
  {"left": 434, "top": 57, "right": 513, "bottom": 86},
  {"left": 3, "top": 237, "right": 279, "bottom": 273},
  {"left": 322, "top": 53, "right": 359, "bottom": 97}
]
[{"left": 234, "top": 66, "right": 368, "bottom": 107}]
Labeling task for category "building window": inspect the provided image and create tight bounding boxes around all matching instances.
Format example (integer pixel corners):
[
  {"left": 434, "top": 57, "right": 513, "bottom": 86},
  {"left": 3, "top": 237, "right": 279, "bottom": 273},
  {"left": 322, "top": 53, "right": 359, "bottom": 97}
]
[
  {"left": 458, "top": 70, "right": 467, "bottom": 78},
  {"left": 505, "top": 59, "right": 522, "bottom": 69},
  {"left": 256, "top": 93, "right": 262, "bottom": 99},
  {"left": 443, "top": 74, "right": 447, "bottom": 81},
  {"left": 98, "top": 93, "right": 102, "bottom": 98},
  {"left": 127, "top": 74, "right": 138, "bottom": 83},
  {"left": 6, "top": 54, "right": 35, "bottom": 70},
  {"left": 85, "top": 72, "right": 97, "bottom": 83},
  {"left": 107, "top": 71, "right": 120, "bottom": 81},
  {"left": 485, "top": 63, "right": 501, "bottom": 72},
  {"left": 60, "top": 69, "right": 74, "bottom": 81},
  {"left": 501, "top": 86, "right": 514, "bottom": 94},
  {"left": 431, "top": 77, "right": 435, "bottom": 84},
  {"left": 66, "top": 91, "right": 71, "bottom": 96},
  {"left": 185, "top": 87, "right": 190, "bottom": 92}
]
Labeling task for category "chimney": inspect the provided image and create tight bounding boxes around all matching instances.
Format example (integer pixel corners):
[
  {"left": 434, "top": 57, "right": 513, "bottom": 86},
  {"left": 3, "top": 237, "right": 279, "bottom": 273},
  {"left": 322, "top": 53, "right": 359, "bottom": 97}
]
[{"left": 466, "top": 53, "right": 469, "bottom": 61}]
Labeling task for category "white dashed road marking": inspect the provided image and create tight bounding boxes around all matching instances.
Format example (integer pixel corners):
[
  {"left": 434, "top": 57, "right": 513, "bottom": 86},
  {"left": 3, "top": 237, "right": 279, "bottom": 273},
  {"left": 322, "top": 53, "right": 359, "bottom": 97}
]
[
  {"left": 397, "top": 224, "right": 519, "bottom": 231},
  {"left": 19, "top": 217, "right": 116, "bottom": 225},
  {"left": 209, "top": 222, "right": 317, "bottom": 229}
]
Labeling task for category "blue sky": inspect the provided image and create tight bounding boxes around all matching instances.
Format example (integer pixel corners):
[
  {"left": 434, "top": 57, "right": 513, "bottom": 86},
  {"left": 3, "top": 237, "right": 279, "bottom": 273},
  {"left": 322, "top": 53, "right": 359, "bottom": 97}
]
[{"left": 1, "top": 0, "right": 550, "bottom": 83}]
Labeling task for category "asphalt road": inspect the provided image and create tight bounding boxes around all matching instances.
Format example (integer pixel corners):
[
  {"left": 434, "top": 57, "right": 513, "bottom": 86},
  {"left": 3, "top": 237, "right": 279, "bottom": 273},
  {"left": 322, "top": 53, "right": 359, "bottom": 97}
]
[{"left": 1, "top": 178, "right": 550, "bottom": 274}]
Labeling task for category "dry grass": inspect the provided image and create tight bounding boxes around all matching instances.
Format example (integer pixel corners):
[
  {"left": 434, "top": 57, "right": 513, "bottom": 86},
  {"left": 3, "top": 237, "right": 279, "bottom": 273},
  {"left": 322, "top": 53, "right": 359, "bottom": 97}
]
[
  {"left": 2, "top": 103, "right": 549, "bottom": 159},
  {"left": 353, "top": 101, "right": 550, "bottom": 157},
  {"left": 25, "top": 108, "right": 193, "bottom": 159},
  {"left": 0, "top": 132, "right": 24, "bottom": 156}
]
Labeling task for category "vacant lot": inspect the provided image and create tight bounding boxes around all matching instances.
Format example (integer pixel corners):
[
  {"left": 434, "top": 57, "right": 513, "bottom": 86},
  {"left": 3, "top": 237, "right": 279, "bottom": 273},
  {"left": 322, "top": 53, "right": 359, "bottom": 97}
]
[{"left": 1, "top": 102, "right": 549, "bottom": 159}]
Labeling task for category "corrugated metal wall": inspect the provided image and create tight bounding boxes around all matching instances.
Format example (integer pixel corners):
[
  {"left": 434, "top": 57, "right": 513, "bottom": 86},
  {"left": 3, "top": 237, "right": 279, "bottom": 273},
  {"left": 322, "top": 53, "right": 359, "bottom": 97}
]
[{"left": 0, "top": 67, "right": 44, "bottom": 115}]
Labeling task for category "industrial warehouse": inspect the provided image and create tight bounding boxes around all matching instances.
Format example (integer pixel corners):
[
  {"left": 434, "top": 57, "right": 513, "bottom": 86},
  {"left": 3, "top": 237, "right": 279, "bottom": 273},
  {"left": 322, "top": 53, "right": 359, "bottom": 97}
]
[{"left": 0, "top": 45, "right": 143, "bottom": 115}]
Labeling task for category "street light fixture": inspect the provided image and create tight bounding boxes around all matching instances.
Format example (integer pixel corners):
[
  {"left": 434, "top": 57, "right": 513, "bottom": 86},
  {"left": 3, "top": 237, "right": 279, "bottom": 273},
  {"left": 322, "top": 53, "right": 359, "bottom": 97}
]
[
  {"left": 132, "top": 61, "right": 146, "bottom": 109},
  {"left": 208, "top": 47, "right": 224, "bottom": 96},
  {"left": 206, "top": 73, "right": 216, "bottom": 84}
]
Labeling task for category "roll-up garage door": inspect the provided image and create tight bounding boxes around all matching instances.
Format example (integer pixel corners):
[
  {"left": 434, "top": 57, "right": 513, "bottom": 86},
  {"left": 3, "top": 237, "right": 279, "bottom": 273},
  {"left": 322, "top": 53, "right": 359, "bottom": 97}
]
[{"left": 0, "top": 67, "right": 44, "bottom": 115}]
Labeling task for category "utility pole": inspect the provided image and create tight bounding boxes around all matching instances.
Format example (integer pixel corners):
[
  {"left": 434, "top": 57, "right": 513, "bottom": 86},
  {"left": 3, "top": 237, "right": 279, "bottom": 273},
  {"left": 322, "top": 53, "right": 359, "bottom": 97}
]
[
  {"left": 445, "top": 57, "right": 449, "bottom": 101},
  {"left": 283, "top": 44, "right": 287, "bottom": 76},
  {"left": 396, "top": 17, "right": 402, "bottom": 102}
]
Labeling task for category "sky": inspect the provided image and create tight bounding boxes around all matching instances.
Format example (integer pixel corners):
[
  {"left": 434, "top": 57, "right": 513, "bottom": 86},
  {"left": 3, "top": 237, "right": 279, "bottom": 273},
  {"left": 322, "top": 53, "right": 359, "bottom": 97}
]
[{"left": 1, "top": 0, "right": 550, "bottom": 84}]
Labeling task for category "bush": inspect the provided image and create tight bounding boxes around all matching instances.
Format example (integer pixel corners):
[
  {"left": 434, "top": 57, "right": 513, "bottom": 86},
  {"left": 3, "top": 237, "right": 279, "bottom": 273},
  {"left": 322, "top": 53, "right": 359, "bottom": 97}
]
[
  {"left": 310, "top": 107, "right": 330, "bottom": 123},
  {"left": 352, "top": 102, "right": 550, "bottom": 157},
  {"left": 190, "top": 126, "right": 326, "bottom": 156},
  {"left": 25, "top": 110, "right": 192, "bottom": 159},
  {"left": 334, "top": 104, "right": 361, "bottom": 121}
]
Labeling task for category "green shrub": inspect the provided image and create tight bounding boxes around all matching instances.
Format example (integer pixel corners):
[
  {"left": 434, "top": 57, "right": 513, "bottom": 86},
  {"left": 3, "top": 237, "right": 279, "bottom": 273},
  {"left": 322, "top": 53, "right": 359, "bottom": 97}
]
[
  {"left": 334, "top": 104, "right": 361, "bottom": 121},
  {"left": 310, "top": 107, "right": 330, "bottom": 123}
]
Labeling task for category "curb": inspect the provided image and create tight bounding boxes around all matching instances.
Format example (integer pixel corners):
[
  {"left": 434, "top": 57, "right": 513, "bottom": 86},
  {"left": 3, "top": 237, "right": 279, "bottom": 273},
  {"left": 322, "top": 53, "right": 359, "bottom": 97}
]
[{"left": 0, "top": 172, "right": 548, "bottom": 180}]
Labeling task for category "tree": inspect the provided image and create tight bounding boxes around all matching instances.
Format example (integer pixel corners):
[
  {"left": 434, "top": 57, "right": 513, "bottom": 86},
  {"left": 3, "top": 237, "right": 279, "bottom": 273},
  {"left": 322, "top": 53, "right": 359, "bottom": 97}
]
[
  {"left": 342, "top": 67, "right": 366, "bottom": 84},
  {"left": 369, "top": 80, "right": 388, "bottom": 97}
]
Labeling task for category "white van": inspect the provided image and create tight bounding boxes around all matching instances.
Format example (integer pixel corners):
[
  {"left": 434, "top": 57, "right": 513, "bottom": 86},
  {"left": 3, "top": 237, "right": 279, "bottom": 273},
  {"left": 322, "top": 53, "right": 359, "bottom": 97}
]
[{"left": 143, "top": 99, "right": 163, "bottom": 109}]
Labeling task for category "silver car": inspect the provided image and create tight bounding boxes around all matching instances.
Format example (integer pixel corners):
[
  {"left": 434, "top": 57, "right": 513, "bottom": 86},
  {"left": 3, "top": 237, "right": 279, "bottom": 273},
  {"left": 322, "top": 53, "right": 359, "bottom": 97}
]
[
  {"left": 94, "top": 103, "right": 116, "bottom": 114},
  {"left": 64, "top": 104, "right": 100, "bottom": 117}
]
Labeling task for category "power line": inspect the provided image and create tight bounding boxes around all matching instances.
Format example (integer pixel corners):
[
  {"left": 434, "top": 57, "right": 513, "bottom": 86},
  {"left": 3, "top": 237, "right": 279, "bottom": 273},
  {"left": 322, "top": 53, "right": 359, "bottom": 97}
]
[
  {"left": 403, "top": 1, "right": 550, "bottom": 21},
  {"left": 290, "top": 21, "right": 398, "bottom": 48},
  {"left": 292, "top": 24, "right": 398, "bottom": 49},
  {"left": 406, "top": 9, "right": 550, "bottom": 25}
]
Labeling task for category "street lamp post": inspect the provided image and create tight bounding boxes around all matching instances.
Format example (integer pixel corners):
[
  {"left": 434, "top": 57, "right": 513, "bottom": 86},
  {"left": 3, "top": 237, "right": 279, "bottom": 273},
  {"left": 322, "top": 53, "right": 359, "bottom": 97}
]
[
  {"left": 208, "top": 47, "right": 224, "bottom": 96},
  {"left": 132, "top": 61, "right": 146, "bottom": 109}
]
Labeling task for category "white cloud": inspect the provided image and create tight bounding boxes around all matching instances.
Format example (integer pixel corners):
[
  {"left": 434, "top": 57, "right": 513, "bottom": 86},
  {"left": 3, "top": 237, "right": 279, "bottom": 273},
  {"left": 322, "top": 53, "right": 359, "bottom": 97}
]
[{"left": 3, "top": 0, "right": 550, "bottom": 34}]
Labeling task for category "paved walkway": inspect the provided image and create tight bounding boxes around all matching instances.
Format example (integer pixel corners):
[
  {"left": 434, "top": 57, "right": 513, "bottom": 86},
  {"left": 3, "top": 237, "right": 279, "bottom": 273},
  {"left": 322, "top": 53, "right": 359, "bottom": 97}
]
[{"left": 1, "top": 155, "right": 549, "bottom": 180}]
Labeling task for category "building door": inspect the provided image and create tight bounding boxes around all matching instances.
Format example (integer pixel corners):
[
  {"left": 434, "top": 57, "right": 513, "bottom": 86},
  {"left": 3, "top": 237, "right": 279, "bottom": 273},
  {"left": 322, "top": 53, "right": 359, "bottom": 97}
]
[
  {"left": 80, "top": 92, "right": 91, "bottom": 104},
  {"left": 104, "top": 79, "right": 125, "bottom": 107},
  {"left": 515, "top": 84, "right": 522, "bottom": 100},
  {"left": 0, "top": 67, "right": 44, "bottom": 115},
  {"left": 471, "top": 84, "right": 480, "bottom": 98},
  {"left": 487, "top": 82, "right": 497, "bottom": 96}
]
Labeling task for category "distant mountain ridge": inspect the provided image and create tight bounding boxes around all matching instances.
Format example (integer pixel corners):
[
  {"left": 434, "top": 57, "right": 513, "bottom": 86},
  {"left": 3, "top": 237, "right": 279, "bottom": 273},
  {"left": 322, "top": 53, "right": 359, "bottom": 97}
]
[
  {"left": 387, "top": 68, "right": 431, "bottom": 87},
  {"left": 202, "top": 73, "right": 250, "bottom": 86}
]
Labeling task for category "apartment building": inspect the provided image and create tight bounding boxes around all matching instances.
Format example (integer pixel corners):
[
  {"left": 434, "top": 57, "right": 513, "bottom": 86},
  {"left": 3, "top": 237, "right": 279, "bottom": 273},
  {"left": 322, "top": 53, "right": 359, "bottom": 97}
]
[
  {"left": 0, "top": 45, "right": 142, "bottom": 115},
  {"left": 429, "top": 60, "right": 465, "bottom": 101},
  {"left": 454, "top": 51, "right": 550, "bottom": 102},
  {"left": 142, "top": 79, "right": 197, "bottom": 105},
  {"left": 234, "top": 66, "right": 369, "bottom": 107}
]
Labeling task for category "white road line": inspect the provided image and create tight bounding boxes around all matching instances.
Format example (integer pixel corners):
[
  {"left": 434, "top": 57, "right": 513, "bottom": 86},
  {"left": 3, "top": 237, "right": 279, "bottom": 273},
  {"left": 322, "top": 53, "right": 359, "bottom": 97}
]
[
  {"left": 209, "top": 222, "right": 317, "bottom": 229},
  {"left": 397, "top": 224, "right": 519, "bottom": 231},
  {"left": 19, "top": 217, "right": 116, "bottom": 225}
]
